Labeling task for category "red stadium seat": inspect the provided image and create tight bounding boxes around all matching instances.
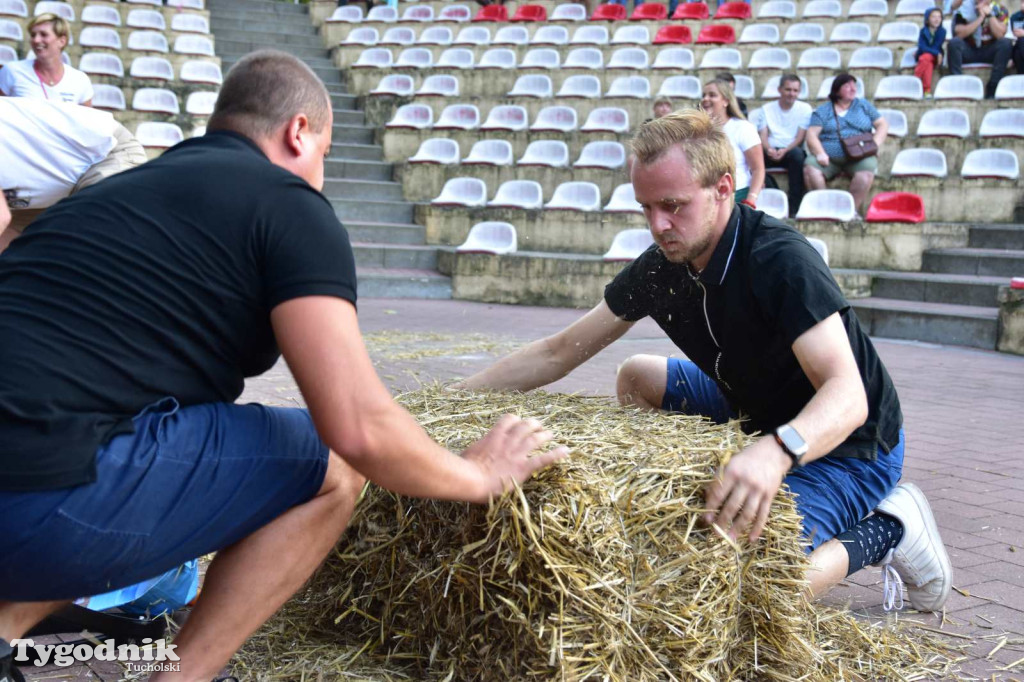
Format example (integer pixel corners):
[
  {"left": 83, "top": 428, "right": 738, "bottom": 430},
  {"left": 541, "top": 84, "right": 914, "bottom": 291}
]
[
  {"left": 591, "top": 3, "right": 627, "bottom": 20},
  {"left": 630, "top": 2, "right": 667, "bottom": 19},
  {"left": 696, "top": 23, "right": 736, "bottom": 43},
  {"left": 671, "top": 3, "right": 709, "bottom": 19},
  {"left": 866, "top": 192, "right": 925, "bottom": 223},
  {"left": 653, "top": 24, "right": 693, "bottom": 43},
  {"left": 510, "top": 4, "right": 547, "bottom": 21},
  {"left": 714, "top": 1, "right": 752, "bottom": 18},
  {"left": 472, "top": 4, "right": 507, "bottom": 21}
]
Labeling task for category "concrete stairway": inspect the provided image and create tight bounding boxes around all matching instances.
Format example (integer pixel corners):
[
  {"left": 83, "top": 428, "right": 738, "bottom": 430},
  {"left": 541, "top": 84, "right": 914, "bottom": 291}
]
[
  {"left": 851, "top": 225, "right": 1024, "bottom": 350},
  {"left": 208, "top": 0, "right": 451, "bottom": 299}
]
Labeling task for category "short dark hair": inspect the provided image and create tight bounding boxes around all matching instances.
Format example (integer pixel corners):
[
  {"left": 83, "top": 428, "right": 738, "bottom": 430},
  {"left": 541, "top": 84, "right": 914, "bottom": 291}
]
[
  {"left": 714, "top": 71, "right": 736, "bottom": 85},
  {"left": 829, "top": 72, "right": 858, "bottom": 104},
  {"left": 779, "top": 73, "right": 801, "bottom": 89},
  {"left": 208, "top": 50, "right": 331, "bottom": 140}
]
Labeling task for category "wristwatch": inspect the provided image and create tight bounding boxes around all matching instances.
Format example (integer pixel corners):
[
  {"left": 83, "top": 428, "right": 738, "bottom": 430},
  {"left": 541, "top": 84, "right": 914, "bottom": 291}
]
[{"left": 774, "top": 424, "right": 809, "bottom": 469}]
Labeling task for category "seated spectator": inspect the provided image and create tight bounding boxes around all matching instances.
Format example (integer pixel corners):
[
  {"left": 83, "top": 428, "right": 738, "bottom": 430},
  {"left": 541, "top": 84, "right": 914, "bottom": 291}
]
[
  {"left": 702, "top": 79, "right": 764, "bottom": 206},
  {"left": 916, "top": 8, "right": 947, "bottom": 97},
  {"left": 1011, "top": 0, "right": 1024, "bottom": 74},
  {"left": 650, "top": 97, "right": 673, "bottom": 122},
  {"left": 0, "top": 14, "right": 92, "bottom": 105},
  {"left": 804, "top": 73, "right": 888, "bottom": 217},
  {"left": 751, "top": 74, "right": 812, "bottom": 213},
  {"left": 948, "top": 0, "right": 1013, "bottom": 98},
  {"left": 715, "top": 72, "right": 748, "bottom": 116}
]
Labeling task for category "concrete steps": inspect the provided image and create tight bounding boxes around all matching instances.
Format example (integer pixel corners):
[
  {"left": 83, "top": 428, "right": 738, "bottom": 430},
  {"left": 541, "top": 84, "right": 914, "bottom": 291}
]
[{"left": 851, "top": 297, "right": 999, "bottom": 350}]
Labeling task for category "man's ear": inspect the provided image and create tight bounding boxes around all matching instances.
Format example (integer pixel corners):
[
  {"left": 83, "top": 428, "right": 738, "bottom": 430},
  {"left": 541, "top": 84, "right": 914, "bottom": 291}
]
[
  {"left": 715, "top": 173, "right": 734, "bottom": 202},
  {"left": 283, "top": 113, "right": 311, "bottom": 158}
]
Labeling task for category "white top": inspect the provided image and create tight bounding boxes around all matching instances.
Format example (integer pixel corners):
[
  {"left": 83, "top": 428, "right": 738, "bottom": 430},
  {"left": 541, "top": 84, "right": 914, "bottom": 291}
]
[
  {"left": 0, "top": 58, "right": 94, "bottom": 104},
  {"left": 722, "top": 117, "right": 761, "bottom": 191},
  {"left": 0, "top": 97, "right": 118, "bottom": 210},
  {"left": 751, "top": 100, "right": 812, "bottom": 150}
]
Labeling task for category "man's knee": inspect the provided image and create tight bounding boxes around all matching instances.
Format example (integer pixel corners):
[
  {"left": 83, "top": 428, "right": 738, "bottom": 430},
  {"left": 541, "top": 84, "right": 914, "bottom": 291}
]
[
  {"left": 616, "top": 354, "right": 667, "bottom": 408},
  {"left": 318, "top": 450, "right": 367, "bottom": 506},
  {"left": 994, "top": 37, "right": 1013, "bottom": 58},
  {"left": 784, "top": 147, "right": 806, "bottom": 166}
]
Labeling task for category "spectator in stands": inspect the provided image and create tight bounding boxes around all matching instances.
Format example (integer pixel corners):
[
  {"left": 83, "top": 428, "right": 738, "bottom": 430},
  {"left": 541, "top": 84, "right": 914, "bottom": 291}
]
[
  {"left": 1011, "top": 0, "right": 1024, "bottom": 74},
  {"left": 916, "top": 7, "right": 947, "bottom": 98},
  {"left": 652, "top": 97, "right": 673, "bottom": 120},
  {"left": 948, "top": 0, "right": 1013, "bottom": 98},
  {"left": 0, "top": 14, "right": 92, "bottom": 105},
  {"left": 715, "top": 72, "right": 748, "bottom": 116},
  {"left": 751, "top": 73, "right": 811, "bottom": 213},
  {"left": 702, "top": 79, "right": 764, "bottom": 208},
  {"left": 804, "top": 73, "right": 888, "bottom": 217}
]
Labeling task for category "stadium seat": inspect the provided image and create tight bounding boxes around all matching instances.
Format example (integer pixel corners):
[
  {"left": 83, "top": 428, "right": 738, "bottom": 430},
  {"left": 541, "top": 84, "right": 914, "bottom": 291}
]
[
  {"left": 795, "top": 190, "right": 857, "bottom": 221},
  {"left": 472, "top": 4, "right": 507, "bottom": 22},
  {"left": 81, "top": 5, "right": 120, "bottom": 26},
  {"left": 877, "top": 22, "right": 918, "bottom": 43},
  {"left": 435, "top": 103, "right": 480, "bottom": 130},
  {"left": 433, "top": 178, "right": 488, "bottom": 207},
  {"left": 604, "top": 183, "right": 643, "bottom": 213},
  {"left": 733, "top": 75, "right": 755, "bottom": 98},
  {"left": 848, "top": 46, "right": 894, "bottom": 69},
  {"left": 520, "top": 47, "right": 560, "bottom": 69},
  {"left": 783, "top": 23, "right": 824, "bottom": 43},
  {"left": 354, "top": 48, "right": 393, "bottom": 69},
  {"left": 173, "top": 0, "right": 205, "bottom": 9},
  {"left": 877, "top": 108, "right": 908, "bottom": 137},
  {"left": 961, "top": 149, "right": 1019, "bottom": 179},
  {"left": 508, "top": 74, "right": 553, "bottom": 97},
  {"left": 135, "top": 122, "right": 184, "bottom": 149},
  {"left": 518, "top": 140, "right": 571, "bottom": 167},
  {"left": 830, "top": 22, "right": 872, "bottom": 43},
  {"left": 416, "top": 74, "right": 460, "bottom": 97},
  {"left": 591, "top": 3, "right": 627, "bottom": 20},
  {"left": 995, "top": 75, "right": 1024, "bottom": 100},
  {"left": 571, "top": 25, "right": 610, "bottom": 44},
  {"left": 581, "top": 107, "right": 630, "bottom": 133},
  {"left": 696, "top": 24, "right": 736, "bottom": 44},
  {"left": 564, "top": 47, "right": 605, "bottom": 69},
  {"left": 437, "top": 48, "right": 475, "bottom": 69},
  {"left": 699, "top": 47, "right": 742, "bottom": 69},
  {"left": 574, "top": 141, "right": 626, "bottom": 169},
  {"left": 367, "top": 5, "right": 398, "bottom": 22},
  {"left": 171, "top": 14, "right": 209, "bottom": 34},
  {"left": 418, "top": 26, "right": 454, "bottom": 46},
  {"left": 35, "top": 1, "right": 73, "bottom": 21},
  {"left": 756, "top": 188, "right": 789, "bottom": 219},
  {"left": 178, "top": 60, "right": 222, "bottom": 86},
  {"left": 132, "top": 88, "right": 179, "bottom": 115},
  {"left": 652, "top": 47, "right": 695, "bottom": 69},
  {"left": 802, "top": 0, "right": 842, "bottom": 17},
  {"left": 741, "top": 23, "right": 781, "bottom": 44},
  {"left": 545, "top": 181, "right": 602, "bottom": 211},
  {"left": 493, "top": 25, "right": 529, "bottom": 45},
  {"left": 381, "top": 27, "right": 416, "bottom": 46},
  {"left": 480, "top": 104, "right": 529, "bottom": 131},
  {"left": 489, "top": 180, "right": 544, "bottom": 208},
  {"left": 79, "top": 27, "right": 121, "bottom": 50},
  {"left": 185, "top": 91, "right": 217, "bottom": 116},
  {"left": 761, "top": 74, "right": 809, "bottom": 98},
  {"left": 758, "top": 0, "right": 797, "bottom": 18},
  {"left": 979, "top": 109, "right": 1024, "bottom": 138},
  {"left": 672, "top": 3, "right": 709, "bottom": 19},
  {"left": 454, "top": 26, "right": 491, "bottom": 45},
  {"left": 797, "top": 47, "right": 842, "bottom": 70},
  {"left": 478, "top": 48, "right": 517, "bottom": 68},
  {"left": 611, "top": 25, "right": 650, "bottom": 44},
  {"left": 91, "top": 84, "right": 126, "bottom": 111},
  {"left": 657, "top": 75, "right": 702, "bottom": 98},
  {"left": 438, "top": 5, "right": 472, "bottom": 22},
  {"left": 128, "top": 31, "right": 169, "bottom": 53},
  {"left": 395, "top": 47, "right": 434, "bottom": 68},
  {"left": 894, "top": 0, "right": 936, "bottom": 15},
  {"left": 557, "top": 74, "right": 602, "bottom": 98},
  {"left": 130, "top": 56, "right": 173, "bottom": 81},
  {"left": 631, "top": 3, "right": 667, "bottom": 20},
  {"left": 890, "top": 148, "right": 948, "bottom": 177},
  {"left": 847, "top": 0, "right": 888, "bottom": 16},
  {"left": 408, "top": 138, "right": 461, "bottom": 164},
  {"left": 127, "top": 9, "right": 165, "bottom": 30},
  {"left": 899, "top": 47, "right": 919, "bottom": 70},
  {"left": 916, "top": 108, "right": 971, "bottom": 138},
  {"left": 607, "top": 47, "right": 649, "bottom": 69},
  {"left": 715, "top": 1, "right": 752, "bottom": 19},
  {"left": 530, "top": 106, "right": 578, "bottom": 132},
  {"left": 0, "top": 43, "right": 15, "bottom": 64},
  {"left": 604, "top": 229, "right": 655, "bottom": 261},
  {"left": 0, "top": 0, "right": 25, "bottom": 15},
  {"left": 457, "top": 222, "right": 517, "bottom": 255},
  {"left": 344, "top": 28, "right": 380, "bottom": 46},
  {"left": 531, "top": 25, "right": 569, "bottom": 45},
  {"left": 934, "top": 75, "right": 984, "bottom": 101},
  {"left": 748, "top": 47, "right": 791, "bottom": 70},
  {"left": 511, "top": 4, "right": 547, "bottom": 22},
  {"left": 125, "top": 0, "right": 162, "bottom": 6},
  {"left": 326, "top": 5, "right": 363, "bottom": 23},
  {"left": 866, "top": 192, "right": 925, "bottom": 223},
  {"left": 79, "top": 52, "right": 124, "bottom": 77},
  {"left": 0, "top": 17, "right": 19, "bottom": 41},
  {"left": 386, "top": 103, "right": 434, "bottom": 129},
  {"left": 874, "top": 75, "right": 923, "bottom": 100},
  {"left": 607, "top": 75, "right": 651, "bottom": 98},
  {"left": 816, "top": 75, "right": 864, "bottom": 99},
  {"left": 173, "top": 35, "right": 213, "bottom": 56},
  {"left": 807, "top": 238, "right": 830, "bottom": 264},
  {"left": 401, "top": 5, "right": 434, "bottom": 22},
  {"left": 462, "top": 139, "right": 514, "bottom": 166},
  {"left": 551, "top": 3, "right": 587, "bottom": 21}
]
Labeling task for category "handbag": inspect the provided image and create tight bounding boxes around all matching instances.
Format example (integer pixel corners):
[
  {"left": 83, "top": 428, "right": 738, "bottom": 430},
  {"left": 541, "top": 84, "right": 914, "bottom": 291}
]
[{"left": 834, "top": 103, "right": 877, "bottom": 161}]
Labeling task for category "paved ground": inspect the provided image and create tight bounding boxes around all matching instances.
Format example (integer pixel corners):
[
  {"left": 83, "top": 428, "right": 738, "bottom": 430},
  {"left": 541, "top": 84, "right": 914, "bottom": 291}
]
[{"left": 19, "top": 297, "right": 1024, "bottom": 680}]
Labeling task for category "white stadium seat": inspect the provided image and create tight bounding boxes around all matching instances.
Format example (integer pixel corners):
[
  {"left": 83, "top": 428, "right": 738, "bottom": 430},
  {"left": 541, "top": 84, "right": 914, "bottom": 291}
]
[
  {"left": 35, "top": 1, "right": 73, "bottom": 21},
  {"left": 493, "top": 25, "right": 529, "bottom": 46},
  {"left": 741, "top": 23, "right": 781, "bottom": 44},
  {"left": 551, "top": 3, "right": 587, "bottom": 21},
  {"left": 127, "top": 9, "right": 165, "bottom": 30},
  {"left": 518, "top": 140, "right": 570, "bottom": 167},
  {"left": 995, "top": 75, "right": 1024, "bottom": 100},
  {"left": 848, "top": 0, "right": 888, "bottom": 16},
  {"left": 758, "top": 1, "right": 797, "bottom": 19},
  {"left": 795, "top": 190, "right": 857, "bottom": 221},
  {"left": 355, "top": 48, "right": 393, "bottom": 69},
  {"left": 0, "top": 0, "right": 27, "bottom": 16},
  {"left": 395, "top": 47, "right": 433, "bottom": 68},
  {"left": 457, "top": 222, "right": 517, "bottom": 255},
  {"left": 437, "top": 48, "right": 475, "bottom": 69},
  {"left": 433, "top": 178, "right": 487, "bottom": 207},
  {"left": 478, "top": 48, "right": 516, "bottom": 69},
  {"left": 531, "top": 25, "right": 569, "bottom": 45},
  {"left": 462, "top": 139, "right": 514, "bottom": 166},
  {"left": 0, "top": 18, "right": 20, "bottom": 40},
  {"left": 783, "top": 23, "right": 824, "bottom": 44},
  {"left": 480, "top": 105, "right": 529, "bottom": 131},
  {"left": 185, "top": 91, "right": 217, "bottom": 116},
  {"left": 699, "top": 48, "right": 743, "bottom": 70},
  {"left": 454, "top": 26, "right": 490, "bottom": 46},
  {"left": 438, "top": 4, "right": 472, "bottom": 22},
  {"left": 604, "top": 184, "right": 643, "bottom": 214},
  {"left": 574, "top": 141, "right": 626, "bottom": 169},
  {"left": 327, "top": 5, "right": 363, "bottom": 23},
  {"left": 520, "top": 48, "right": 560, "bottom": 69},
  {"left": 894, "top": 0, "right": 937, "bottom": 16},
  {"left": 79, "top": 27, "right": 121, "bottom": 50},
  {"left": 557, "top": 74, "right": 602, "bottom": 98},
  {"left": 545, "top": 181, "right": 602, "bottom": 211},
  {"left": 173, "top": 35, "right": 213, "bottom": 56},
  {"left": 979, "top": 109, "right": 1024, "bottom": 138},
  {"left": 0, "top": 44, "right": 15, "bottom": 64},
  {"left": 803, "top": 0, "right": 842, "bottom": 17},
  {"left": 890, "top": 148, "right": 948, "bottom": 177},
  {"left": 400, "top": 5, "right": 434, "bottom": 22},
  {"left": 899, "top": 48, "right": 919, "bottom": 70},
  {"left": 657, "top": 75, "right": 702, "bottom": 99},
  {"left": 762, "top": 74, "right": 809, "bottom": 98},
  {"left": 81, "top": 5, "right": 119, "bottom": 26},
  {"left": 564, "top": 47, "right": 604, "bottom": 69},
  {"left": 91, "top": 84, "right": 125, "bottom": 111},
  {"left": 489, "top": 180, "right": 544, "bottom": 209},
  {"left": 79, "top": 52, "right": 124, "bottom": 77},
  {"left": 581, "top": 107, "right": 630, "bottom": 133},
  {"left": 128, "top": 30, "right": 169, "bottom": 53},
  {"left": 933, "top": 75, "right": 984, "bottom": 101},
  {"left": 530, "top": 106, "right": 578, "bottom": 132},
  {"left": 817, "top": 75, "right": 864, "bottom": 99},
  {"left": 570, "top": 25, "right": 610, "bottom": 45},
  {"left": 877, "top": 22, "right": 919, "bottom": 43},
  {"left": 874, "top": 75, "right": 923, "bottom": 100},
  {"left": 417, "top": 26, "right": 453, "bottom": 46},
  {"left": 344, "top": 28, "right": 380, "bottom": 46},
  {"left": 877, "top": 108, "right": 908, "bottom": 137},
  {"left": 508, "top": 74, "right": 553, "bottom": 97},
  {"left": 748, "top": 47, "right": 791, "bottom": 70},
  {"left": 434, "top": 103, "right": 480, "bottom": 130},
  {"left": 408, "top": 138, "right": 460, "bottom": 164},
  {"left": 733, "top": 75, "right": 755, "bottom": 99},
  {"left": 381, "top": 27, "right": 416, "bottom": 46},
  {"left": 130, "top": 56, "right": 174, "bottom": 81},
  {"left": 606, "top": 75, "right": 651, "bottom": 98},
  {"left": 830, "top": 22, "right": 872, "bottom": 43},
  {"left": 608, "top": 47, "right": 649, "bottom": 69},
  {"left": 125, "top": 0, "right": 162, "bottom": 6},
  {"left": 132, "top": 88, "right": 179, "bottom": 114},
  {"left": 604, "top": 229, "right": 655, "bottom": 261},
  {"left": 170, "top": 0, "right": 204, "bottom": 9},
  {"left": 135, "top": 122, "right": 184, "bottom": 149},
  {"left": 797, "top": 48, "right": 842, "bottom": 70},
  {"left": 916, "top": 108, "right": 971, "bottom": 138},
  {"left": 961, "top": 149, "right": 1019, "bottom": 180},
  {"left": 386, "top": 103, "right": 433, "bottom": 128},
  {"left": 611, "top": 25, "right": 650, "bottom": 45},
  {"left": 652, "top": 47, "right": 694, "bottom": 70},
  {"left": 416, "top": 74, "right": 459, "bottom": 97},
  {"left": 756, "top": 188, "right": 789, "bottom": 220},
  {"left": 807, "top": 238, "right": 830, "bottom": 265},
  {"left": 848, "top": 46, "right": 894, "bottom": 69}
]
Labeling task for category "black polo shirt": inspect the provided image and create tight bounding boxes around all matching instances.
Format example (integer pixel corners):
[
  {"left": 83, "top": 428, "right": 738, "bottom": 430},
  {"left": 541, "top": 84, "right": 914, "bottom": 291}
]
[
  {"left": 0, "top": 131, "right": 357, "bottom": 491},
  {"left": 604, "top": 204, "right": 902, "bottom": 460}
]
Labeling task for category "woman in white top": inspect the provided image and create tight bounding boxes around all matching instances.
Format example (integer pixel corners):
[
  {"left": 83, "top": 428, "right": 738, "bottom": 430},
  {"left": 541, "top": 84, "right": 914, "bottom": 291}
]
[
  {"left": 0, "top": 14, "right": 93, "bottom": 106},
  {"left": 700, "top": 79, "right": 764, "bottom": 207}
]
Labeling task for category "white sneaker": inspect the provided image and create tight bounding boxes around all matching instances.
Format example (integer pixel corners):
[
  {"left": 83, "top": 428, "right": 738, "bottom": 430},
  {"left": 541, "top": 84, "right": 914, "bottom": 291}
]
[{"left": 874, "top": 482, "right": 953, "bottom": 612}]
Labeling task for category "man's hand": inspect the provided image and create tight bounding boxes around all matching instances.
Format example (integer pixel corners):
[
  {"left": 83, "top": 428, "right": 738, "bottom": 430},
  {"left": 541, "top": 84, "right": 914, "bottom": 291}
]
[
  {"left": 767, "top": 147, "right": 783, "bottom": 162},
  {"left": 703, "top": 437, "right": 791, "bottom": 542},
  {"left": 462, "top": 415, "right": 569, "bottom": 502}
]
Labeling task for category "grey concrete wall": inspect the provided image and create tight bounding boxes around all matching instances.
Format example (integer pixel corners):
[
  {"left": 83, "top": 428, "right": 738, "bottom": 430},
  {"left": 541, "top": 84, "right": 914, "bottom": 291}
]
[{"left": 998, "top": 286, "right": 1024, "bottom": 356}]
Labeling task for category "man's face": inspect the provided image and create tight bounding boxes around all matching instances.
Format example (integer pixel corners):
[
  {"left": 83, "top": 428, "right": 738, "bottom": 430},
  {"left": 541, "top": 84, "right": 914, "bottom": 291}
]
[
  {"left": 632, "top": 145, "right": 723, "bottom": 266},
  {"left": 653, "top": 102, "right": 672, "bottom": 119},
  {"left": 777, "top": 80, "right": 801, "bottom": 106},
  {"left": 296, "top": 108, "right": 333, "bottom": 192}
]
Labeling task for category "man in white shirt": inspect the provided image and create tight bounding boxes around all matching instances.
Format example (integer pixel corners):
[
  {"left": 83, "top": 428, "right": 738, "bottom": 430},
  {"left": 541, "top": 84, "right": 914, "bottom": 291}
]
[{"left": 752, "top": 74, "right": 812, "bottom": 215}]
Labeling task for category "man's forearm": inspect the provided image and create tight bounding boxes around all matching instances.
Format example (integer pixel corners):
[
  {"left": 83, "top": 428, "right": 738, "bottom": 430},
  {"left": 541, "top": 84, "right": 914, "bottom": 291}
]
[
  {"left": 788, "top": 374, "right": 868, "bottom": 466},
  {"left": 459, "top": 337, "right": 575, "bottom": 392}
]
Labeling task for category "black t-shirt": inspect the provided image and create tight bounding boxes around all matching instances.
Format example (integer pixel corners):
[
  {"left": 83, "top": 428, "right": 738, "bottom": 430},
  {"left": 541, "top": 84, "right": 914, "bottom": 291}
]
[
  {"left": 0, "top": 131, "right": 357, "bottom": 491},
  {"left": 604, "top": 204, "right": 902, "bottom": 460}
]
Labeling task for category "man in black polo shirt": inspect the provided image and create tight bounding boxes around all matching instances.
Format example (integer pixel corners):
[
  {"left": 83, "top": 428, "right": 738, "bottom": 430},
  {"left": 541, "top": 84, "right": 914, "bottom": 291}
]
[
  {"left": 0, "top": 51, "right": 565, "bottom": 682},
  {"left": 460, "top": 108, "right": 952, "bottom": 612}
]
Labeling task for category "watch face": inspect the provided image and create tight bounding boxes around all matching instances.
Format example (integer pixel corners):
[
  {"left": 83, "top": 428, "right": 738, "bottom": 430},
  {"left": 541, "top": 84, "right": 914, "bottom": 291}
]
[{"left": 777, "top": 425, "right": 808, "bottom": 457}]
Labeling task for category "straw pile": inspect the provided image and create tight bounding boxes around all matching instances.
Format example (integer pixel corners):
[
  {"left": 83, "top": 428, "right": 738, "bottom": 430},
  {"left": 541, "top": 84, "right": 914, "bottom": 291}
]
[{"left": 235, "top": 387, "right": 958, "bottom": 681}]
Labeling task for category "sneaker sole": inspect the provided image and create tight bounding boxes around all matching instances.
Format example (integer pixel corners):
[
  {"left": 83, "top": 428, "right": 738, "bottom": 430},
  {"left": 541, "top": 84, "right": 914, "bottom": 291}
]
[{"left": 899, "top": 482, "right": 954, "bottom": 611}]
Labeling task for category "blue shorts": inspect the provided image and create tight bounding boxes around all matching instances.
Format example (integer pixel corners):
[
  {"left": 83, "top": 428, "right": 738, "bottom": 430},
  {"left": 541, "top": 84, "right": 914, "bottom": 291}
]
[
  {"left": 663, "top": 358, "right": 904, "bottom": 551},
  {"left": 0, "top": 398, "right": 329, "bottom": 601}
]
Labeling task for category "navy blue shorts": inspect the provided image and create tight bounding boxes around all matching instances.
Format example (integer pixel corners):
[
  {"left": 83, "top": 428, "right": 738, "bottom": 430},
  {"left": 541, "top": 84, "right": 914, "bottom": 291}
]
[
  {"left": 663, "top": 358, "right": 904, "bottom": 551},
  {"left": 0, "top": 398, "right": 329, "bottom": 601}
]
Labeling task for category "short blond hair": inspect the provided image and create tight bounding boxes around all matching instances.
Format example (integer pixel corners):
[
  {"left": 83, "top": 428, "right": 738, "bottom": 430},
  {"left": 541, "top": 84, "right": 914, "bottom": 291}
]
[
  {"left": 28, "top": 13, "right": 70, "bottom": 41},
  {"left": 631, "top": 107, "right": 735, "bottom": 189}
]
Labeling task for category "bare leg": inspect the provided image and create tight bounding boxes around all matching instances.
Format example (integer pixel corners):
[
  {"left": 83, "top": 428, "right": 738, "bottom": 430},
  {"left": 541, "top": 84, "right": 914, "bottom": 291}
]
[
  {"left": 616, "top": 354, "right": 668, "bottom": 410},
  {"left": 805, "top": 538, "right": 850, "bottom": 600},
  {"left": 0, "top": 600, "right": 69, "bottom": 641},
  {"left": 150, "top": 452, "right": 366, "bottom": 682},
  {"left": 849, "top": 171, "right": 875, "bottom": 215},
  {"left": 804, "top": 165, "right": 827, "bottom": 192}
]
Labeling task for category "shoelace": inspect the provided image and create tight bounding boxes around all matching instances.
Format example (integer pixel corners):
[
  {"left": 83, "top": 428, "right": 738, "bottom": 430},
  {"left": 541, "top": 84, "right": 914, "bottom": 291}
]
[{"left": 882, "top": 563, "right": 905, "bottom": 612}]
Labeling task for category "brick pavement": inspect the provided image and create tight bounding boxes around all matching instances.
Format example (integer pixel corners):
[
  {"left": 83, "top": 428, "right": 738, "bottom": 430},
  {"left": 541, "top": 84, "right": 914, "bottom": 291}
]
[{"left": 20, "top": 298, "right": 1024, "bottom": 681}]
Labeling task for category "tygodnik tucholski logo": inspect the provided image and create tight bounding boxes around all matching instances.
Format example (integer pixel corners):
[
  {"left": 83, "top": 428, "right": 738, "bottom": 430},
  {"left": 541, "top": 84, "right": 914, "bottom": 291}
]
[{"left": 10, "top": 637, "right": 181, "bottom": 673}]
